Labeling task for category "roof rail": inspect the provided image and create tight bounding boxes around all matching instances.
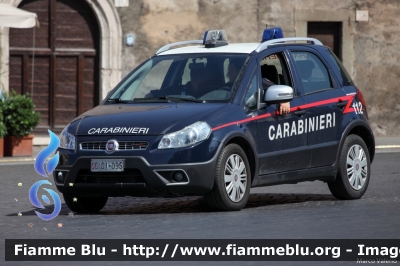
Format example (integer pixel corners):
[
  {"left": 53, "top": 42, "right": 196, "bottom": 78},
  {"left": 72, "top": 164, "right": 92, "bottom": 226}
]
[
  {"left": 156, "top": 40, "right": 203, "bottom": 55},
  {"left": 255, "top": 37, "right": 323, "bottom": 53}
]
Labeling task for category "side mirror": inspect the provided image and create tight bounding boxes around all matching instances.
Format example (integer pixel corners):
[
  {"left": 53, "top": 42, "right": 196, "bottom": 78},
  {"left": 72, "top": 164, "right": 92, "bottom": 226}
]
[{"left": 264, "top": 85, "right": 294, "bottom": 103}]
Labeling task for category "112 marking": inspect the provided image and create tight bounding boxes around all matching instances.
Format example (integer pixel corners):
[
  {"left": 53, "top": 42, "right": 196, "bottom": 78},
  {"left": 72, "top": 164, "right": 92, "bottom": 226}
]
[{"left": 352, "top": 101, "right": 363, "bottom": 114}]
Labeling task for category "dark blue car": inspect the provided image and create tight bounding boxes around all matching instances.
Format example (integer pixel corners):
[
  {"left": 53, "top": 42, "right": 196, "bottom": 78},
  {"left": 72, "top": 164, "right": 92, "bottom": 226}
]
[{"left": 55, "top": 29, "right": 375, "bottom": 212}]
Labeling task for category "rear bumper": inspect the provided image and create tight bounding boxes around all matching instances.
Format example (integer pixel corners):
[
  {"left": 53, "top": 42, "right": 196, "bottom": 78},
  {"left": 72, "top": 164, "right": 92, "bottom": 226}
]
[{"left": 53, "top": 155, "right": 218, "bottom": 197}]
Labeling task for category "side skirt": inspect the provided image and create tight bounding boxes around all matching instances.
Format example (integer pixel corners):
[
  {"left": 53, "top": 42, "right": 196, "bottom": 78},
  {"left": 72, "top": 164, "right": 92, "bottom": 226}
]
[{"left": 257, "top": 165, "right": 337, "bottom": 187}]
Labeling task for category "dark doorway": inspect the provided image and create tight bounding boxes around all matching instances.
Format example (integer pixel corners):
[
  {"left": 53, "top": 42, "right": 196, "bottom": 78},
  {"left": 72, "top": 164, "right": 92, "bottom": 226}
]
[
  {"left": 9, "top": 0, "right": 100, "bottom": 134},
  {"left": 307, "top": 22, "right": 342, "bottom": 60}
]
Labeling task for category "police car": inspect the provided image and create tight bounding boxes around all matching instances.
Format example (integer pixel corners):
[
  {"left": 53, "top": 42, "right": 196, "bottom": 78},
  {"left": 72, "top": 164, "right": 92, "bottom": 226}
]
[{"left": 55, "top": 28, "right": 375, "bottom": 212}]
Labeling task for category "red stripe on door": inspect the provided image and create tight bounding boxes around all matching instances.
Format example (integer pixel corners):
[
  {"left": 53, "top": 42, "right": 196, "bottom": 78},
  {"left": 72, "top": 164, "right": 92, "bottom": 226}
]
[{"left": 212, "top": 95, "right": 355, "bottom": 131}]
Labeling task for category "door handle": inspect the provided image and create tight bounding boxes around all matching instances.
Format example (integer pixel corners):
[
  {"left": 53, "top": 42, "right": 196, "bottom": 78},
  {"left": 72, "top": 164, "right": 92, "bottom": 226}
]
[
  {"left": 294, "top": 109, "right": 306, "bottom": 116},
  {"left": 336, "top": 101, "right": 347, "bottom": 108}
]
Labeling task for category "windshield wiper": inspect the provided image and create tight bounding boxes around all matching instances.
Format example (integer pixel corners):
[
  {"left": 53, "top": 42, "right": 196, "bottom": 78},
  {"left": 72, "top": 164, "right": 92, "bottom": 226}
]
[
  {"left": 132, "top": 97, "right": 205, "bottom": 103},
  {"left": 107, "top": 98, "right": 131, "bottom": 103},
  {"left": 131, "top": 97, "right": 169, "bottom": 103},
  {"left": 160, "top": 96, "right": 205, "bottom": 103}
]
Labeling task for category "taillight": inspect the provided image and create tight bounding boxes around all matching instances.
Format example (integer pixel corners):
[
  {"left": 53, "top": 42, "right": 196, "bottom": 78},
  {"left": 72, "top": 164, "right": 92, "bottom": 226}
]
[{"left": 356, "top": 90, "right": 367, "bottom": 109}]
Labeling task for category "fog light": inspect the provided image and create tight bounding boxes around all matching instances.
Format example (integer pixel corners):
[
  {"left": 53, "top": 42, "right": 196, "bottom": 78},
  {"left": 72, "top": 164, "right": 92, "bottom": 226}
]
[
  {"left": 174, "top": 171, "right": 184, "bottom": 182},
  {"left": 56, "top": 171, "right": 64, "bottom": 183}
]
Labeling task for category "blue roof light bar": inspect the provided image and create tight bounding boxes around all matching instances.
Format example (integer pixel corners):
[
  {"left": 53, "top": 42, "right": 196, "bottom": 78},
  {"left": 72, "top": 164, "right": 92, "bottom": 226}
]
[{"left": 262, "top": 27, "right": 284, "bottom": 42}]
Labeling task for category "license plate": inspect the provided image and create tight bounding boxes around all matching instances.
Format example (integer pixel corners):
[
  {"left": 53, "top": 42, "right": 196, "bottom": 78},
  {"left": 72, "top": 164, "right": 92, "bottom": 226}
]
[{"left": 90, "top": 159, "right": 125, "bottom": 172}]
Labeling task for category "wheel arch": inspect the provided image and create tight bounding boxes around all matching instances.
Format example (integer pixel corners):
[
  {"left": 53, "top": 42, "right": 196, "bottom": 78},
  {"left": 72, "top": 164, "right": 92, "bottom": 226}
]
[
  {"left": 348, "top": 126, "right": 375, "bottom": 163},
  {"left": 338, "top": 121, "right": 375, "bottom": 164},
  {"left": 222, "top": 134, "right": 259, "bottom": 187}
]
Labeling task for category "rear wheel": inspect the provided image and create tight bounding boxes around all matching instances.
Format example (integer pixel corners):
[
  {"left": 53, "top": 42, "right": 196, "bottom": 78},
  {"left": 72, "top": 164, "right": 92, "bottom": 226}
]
[
  {"left": 205, "top": 144, "right": 251, "bottom": 211},
  {"left": 63, "top": 194, "right": 108, "bottom": 213},
  {"left": 328, "top": 134, "right": 371, "bottom": 199}
]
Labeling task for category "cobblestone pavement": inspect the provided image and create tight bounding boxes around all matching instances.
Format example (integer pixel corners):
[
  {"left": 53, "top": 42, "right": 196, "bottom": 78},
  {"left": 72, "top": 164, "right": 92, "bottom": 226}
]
[{"left": 0, "top": 153, "right": 399, "bottom": 266}]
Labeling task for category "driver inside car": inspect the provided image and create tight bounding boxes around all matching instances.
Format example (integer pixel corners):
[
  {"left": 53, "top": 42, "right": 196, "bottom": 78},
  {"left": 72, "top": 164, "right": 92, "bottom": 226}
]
[
  {"left": 226, "top": 59, "right": 290, "bottom": 115},
  {"left": 183, "top": 63, "right": 214, "bottom": 98}
]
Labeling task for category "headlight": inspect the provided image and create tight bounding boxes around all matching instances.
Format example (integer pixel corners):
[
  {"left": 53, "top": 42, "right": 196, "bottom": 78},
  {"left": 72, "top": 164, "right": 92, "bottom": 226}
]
[
  {"left": 158, "top": 121, "right": 211, "bottom": 149},
  {"left": 59, "top": 126, "right": 75, "bottom": 150}
]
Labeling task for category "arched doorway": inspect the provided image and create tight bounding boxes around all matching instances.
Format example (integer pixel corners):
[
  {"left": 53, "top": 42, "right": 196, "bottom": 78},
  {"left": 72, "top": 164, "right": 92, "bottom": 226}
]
[{"left": 9, "top": 0, "right": 100, "bottom": 133}]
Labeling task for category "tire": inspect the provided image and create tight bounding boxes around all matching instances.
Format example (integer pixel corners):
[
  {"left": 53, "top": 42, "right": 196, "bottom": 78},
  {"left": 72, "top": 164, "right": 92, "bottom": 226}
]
[
  {"left": 328, "top": 134, "right": 371, "bottom": 200},
  {"left": 205, "top": 144, "right": 251, "bottom": 211},
  {"left": 63, "top": 194, "right": 108, "bottom": 213}
]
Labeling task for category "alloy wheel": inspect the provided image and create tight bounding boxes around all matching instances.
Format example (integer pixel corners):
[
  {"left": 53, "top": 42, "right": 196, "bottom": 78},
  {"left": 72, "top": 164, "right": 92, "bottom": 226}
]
[
  {"left": 224, "top": 154, "right": 248, "bottom": 202},
  {"left": 346, "top": 144, "right": 368, "bottom": 190}
]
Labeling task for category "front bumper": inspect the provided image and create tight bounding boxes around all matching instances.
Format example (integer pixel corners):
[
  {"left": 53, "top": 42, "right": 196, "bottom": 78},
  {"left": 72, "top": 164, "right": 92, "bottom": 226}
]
[{"left": 53, "top": 137, "right": 221, "bottom": 197}]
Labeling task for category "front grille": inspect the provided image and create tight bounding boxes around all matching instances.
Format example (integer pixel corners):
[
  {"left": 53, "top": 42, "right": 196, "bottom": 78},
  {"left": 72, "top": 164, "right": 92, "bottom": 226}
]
[
  {"left": 76, "top": 169, "right": 145, "bottom": 184},
  {"left": 118, "top": 141, "right": 149, "bottom": 150},
  {"left": 80, "top": 142, "right": 106, "bottom": 150},
  {"left": 80, "top": 141, "right": 149, "bottom": 151}
]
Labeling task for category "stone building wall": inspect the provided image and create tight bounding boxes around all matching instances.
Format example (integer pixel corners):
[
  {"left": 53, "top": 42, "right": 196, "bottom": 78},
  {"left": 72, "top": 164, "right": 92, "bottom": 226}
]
[
  {"left": 0, "top": 0, "right": 397, "bottom": 136},
  {"left": 351, "top": 0, "right": 400, "bottom": 137},
  {"left": 116, "top": 0, "right": 400, "bottom": 137}
]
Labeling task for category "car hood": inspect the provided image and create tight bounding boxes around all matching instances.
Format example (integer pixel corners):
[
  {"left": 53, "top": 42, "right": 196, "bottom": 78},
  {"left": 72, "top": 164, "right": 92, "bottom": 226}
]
[{"left": 71, "top": 103, "right": 226, "bottom": 136}]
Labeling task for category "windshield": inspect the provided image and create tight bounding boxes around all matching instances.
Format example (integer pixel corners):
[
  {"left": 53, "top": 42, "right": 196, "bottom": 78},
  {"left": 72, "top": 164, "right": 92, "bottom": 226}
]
[{"left": 108, "top": 54, "right": 249, "bottom": 103}]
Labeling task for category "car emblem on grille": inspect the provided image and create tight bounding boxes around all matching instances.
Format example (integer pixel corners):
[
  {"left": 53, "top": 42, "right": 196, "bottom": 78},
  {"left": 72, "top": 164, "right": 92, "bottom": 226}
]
[{"left": 105, "top": 139, "right": 118, "bottom": 154}]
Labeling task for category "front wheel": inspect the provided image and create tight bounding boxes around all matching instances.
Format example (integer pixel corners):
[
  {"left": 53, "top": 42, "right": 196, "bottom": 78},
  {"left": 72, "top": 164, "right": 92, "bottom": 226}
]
[
  {"left": 205, "top": 144, "right": 251, "bottom": 211},
  {"left": 328, "top": 134, "right": 371, "bottom": 199},
  {"left": 63, "top": 194, "right": 108, "bottom": 213}
]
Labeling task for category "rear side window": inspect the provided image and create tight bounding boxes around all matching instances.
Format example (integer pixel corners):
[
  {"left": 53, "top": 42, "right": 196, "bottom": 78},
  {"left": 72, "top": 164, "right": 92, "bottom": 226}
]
[
  {"left": 325, "top": 51, "right": 353, "bottom": 86},
  {"left": 291, "top": 51, "right": 333, "bottom": 94}
]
